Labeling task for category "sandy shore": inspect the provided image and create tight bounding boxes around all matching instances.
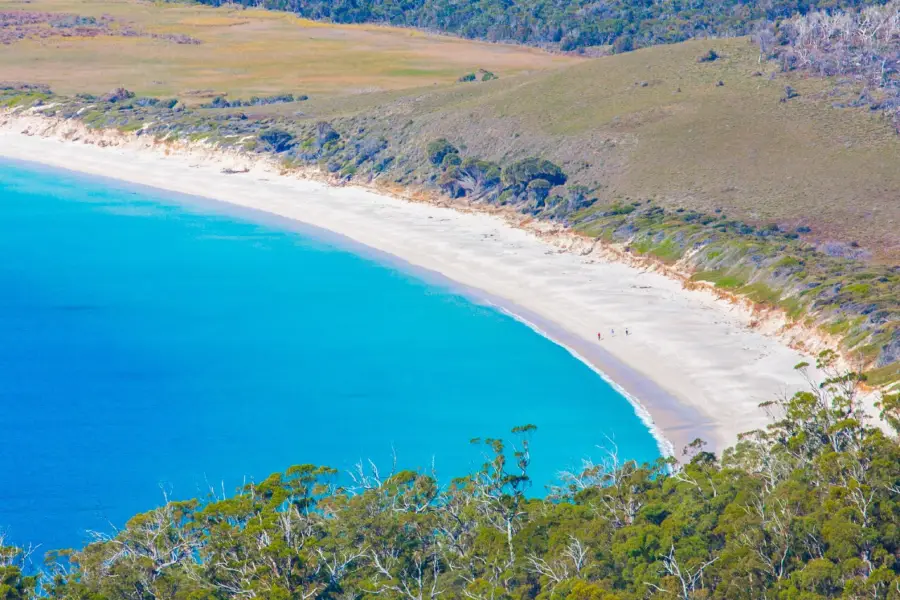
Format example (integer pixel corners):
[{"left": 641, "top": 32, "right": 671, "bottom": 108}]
[{"left": 0, "top": 114, "right": 835, "bottom": 455}]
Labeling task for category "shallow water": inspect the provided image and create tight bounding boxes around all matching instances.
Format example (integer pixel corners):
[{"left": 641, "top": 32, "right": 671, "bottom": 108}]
[{"left": 0, "top": 159, "right": 660, "bottom": 552}]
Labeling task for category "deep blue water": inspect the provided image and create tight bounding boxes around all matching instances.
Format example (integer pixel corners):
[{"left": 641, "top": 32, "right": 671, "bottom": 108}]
[{"left": 0, "top": 159, "right": 660, "bottom": 552}]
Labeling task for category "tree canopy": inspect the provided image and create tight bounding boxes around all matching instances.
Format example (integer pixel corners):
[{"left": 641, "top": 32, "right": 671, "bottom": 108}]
[
  {"left": 3, "top": 354, "right": 900, "bottom": 599},
  {"left": 188, "top": 0, "right": 892, "bottom": 52}
]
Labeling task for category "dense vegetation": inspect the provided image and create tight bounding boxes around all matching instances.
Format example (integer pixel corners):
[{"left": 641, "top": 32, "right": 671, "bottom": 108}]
[
  {"left": 186, "top": 0, "right": 891, "bottom": 51},
  {"left": 762, "top": 1, "right": 900, "bottom": 129},
  {"left": 2, "top": 356, "right": 899, "bottom": 599}
]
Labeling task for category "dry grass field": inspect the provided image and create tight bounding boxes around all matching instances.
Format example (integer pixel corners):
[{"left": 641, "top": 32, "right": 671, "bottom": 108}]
[{"left": 0, "top": 0, "right": 581, "bottom": 98}]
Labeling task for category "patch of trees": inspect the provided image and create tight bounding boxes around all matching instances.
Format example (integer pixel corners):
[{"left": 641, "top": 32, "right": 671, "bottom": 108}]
[
  {"left": 200, "top": 93, "right": 307, "bottom": 109},
  {"left": 4, "top": 355, "right": 900, "bottom": 599},
  {"left": 426, "top": 138, "right": 458, "bottom": 165},
  {"left": 759, "top": 1, "right": 900, "bottom": 130},
  {"left": 259, "top": 128, "right": 296, "bottom": 152},
  {"left": 697, "top": 48, "right": 720, "bottom": 62},
  {"left": 186, "top": 0, "right": 893, "bottom": 52},
  {"left": 458, "top": 69, "right": 498, "bottom": 83},
  {"left": 501, "top": 157, "right": 568, "bottom": 190},
  {"left": 428, "top": 140, "right": 585, "bottom": 217},
  {"left": 99, "top": 87, "right": 134, "bottom": 103},
  {"left": 0, "top": 81, "right": 50, "bottom": 93}
]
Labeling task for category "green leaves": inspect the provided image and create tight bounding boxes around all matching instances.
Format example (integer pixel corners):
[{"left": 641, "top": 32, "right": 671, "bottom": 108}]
[
  {"left": 426, "top": 138, "right": 459, "bottom": 166},
  {"left": 21, "top": 382, "right": 900, "bottom": 600},
  {"left": 501, "top": 158, "right": 567, "bottom": 191}
]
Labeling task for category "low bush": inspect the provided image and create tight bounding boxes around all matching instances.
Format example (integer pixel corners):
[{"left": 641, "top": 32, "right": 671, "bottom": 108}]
[
  {"left": 426, "top": 138, "right": 459, "bottom": 165},
  {"left": 698, "top": 48, "right": 720, "bottom": 62},
  {"left": 502, "top": 157, "right": 567, "bottom": 190},
  {"left": 259, "top": 128, "right": 295, "bottom": 153}
]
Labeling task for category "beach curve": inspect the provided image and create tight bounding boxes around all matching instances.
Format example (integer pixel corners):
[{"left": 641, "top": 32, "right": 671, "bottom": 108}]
[{"left": 0, "top": 112, "right": 834, "bottom": 454}]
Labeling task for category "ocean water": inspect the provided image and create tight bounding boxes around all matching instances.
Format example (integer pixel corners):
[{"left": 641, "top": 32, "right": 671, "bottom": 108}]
[{"left": 0, "top": 159, "right": 660, "bottom": 552}]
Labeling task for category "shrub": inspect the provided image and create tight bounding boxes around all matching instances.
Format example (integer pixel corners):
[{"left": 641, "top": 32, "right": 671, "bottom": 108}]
[
  {"left": 698, "top": 48, "right": 720, "bottom": 62},
  {"left": 527, "top": 178, "right": 552, "bottom": 202},
  {"left": 426, "top": 138, "right": 459, "bottom": 166},
  {"left": 461, "top": 158, "right": 500, "bottom": 179},
  {"left": 259, "top": 129, "right": 295, "bottom": 153},
  {"left": 314, "top": 121, "right": 340, "bottom": 146},
  {"left": 202, "top": 96, "right": 230, "bottom": 109},
  {"left": 458, "top": 72, "right": 477, "bottom": 82},
  {"left": 201, "top": 93, "right": 301, "bottom": 109},
  {"left": 133, "top": 97, "right": 159, "bottom": 108},
  {"left": 438, "top": 165, "right": 464, "bottom": 197},
  {"left": 562, "top": 185, "right": 595, "bottom": 213},
  {"left": 373, "top": 156, "right": 394, "bottom": 173},
  {"left": 441, "top": 152, "right": 462, "bottom": 167},
  {"left": 502, "top": 157, "right": 567, "bottom": 190},
  {"left": 612, "top": 34, "right": 633, "bottom": 54},
  {"left": 496, "top": 189, "right": 514, "bottom": 205},
  {"left": 560, "top": 34, "right": 581, "bottom": 52},
  {"left": 99, "top": 87, "right": 135, "bottom": 103},
  {"left": 354, "top": 136, "right": 387, "bottom": 162},
  {"left": 781, "top": 85, "right": 800, "bottom": 101},
  {"left": 604, "top": 202, "right": 636, "bottom": 216},
  {"left": 437, "top": 157, "right": 503, "bottom": 199}
]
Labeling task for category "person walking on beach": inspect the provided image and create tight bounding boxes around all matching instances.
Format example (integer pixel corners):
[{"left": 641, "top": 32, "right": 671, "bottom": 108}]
[
  {"left": 625, "top": 327, "right": 630, "bottom": 336},
  {"left": 597, "top": 332, "right": 603, "bottom": 341}
]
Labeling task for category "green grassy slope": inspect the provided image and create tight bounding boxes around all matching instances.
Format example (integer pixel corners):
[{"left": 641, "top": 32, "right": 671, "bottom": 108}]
[{"left": 292, "top": 38, "right": 900, "bottom": 261}]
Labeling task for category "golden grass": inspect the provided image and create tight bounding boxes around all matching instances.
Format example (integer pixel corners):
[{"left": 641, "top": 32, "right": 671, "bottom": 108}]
[{"left": 0, "top": 0, "right": 581, "bottom": 99}]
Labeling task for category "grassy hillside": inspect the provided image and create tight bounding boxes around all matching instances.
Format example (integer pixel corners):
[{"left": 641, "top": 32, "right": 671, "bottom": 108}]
[
  {"left": 2, "top": 0, "right": 898, "bottom": 380},
  {"left": 309, "top": 37, "right": 900, "bottom": 260}
]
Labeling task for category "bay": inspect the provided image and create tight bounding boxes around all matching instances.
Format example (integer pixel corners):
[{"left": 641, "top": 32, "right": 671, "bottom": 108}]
[{"left": 0, "top": 159, "right": 660, "bottom": 552}]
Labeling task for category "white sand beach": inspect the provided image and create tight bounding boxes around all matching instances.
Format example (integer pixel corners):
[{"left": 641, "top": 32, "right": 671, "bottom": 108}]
[{"left": 0, "top": 113, "right": 842, "bottom": 455}]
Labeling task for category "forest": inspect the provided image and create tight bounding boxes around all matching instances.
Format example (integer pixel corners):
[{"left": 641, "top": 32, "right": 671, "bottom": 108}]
[
  {"left": 186, "top": 0, "right": 893, "bottom": 51},
  {"left": 2, "top": 355, "right": 899, "bottom": 599}
]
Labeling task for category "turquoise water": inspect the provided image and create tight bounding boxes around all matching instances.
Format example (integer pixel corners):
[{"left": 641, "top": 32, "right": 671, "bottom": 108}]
[{"left": 0, "top": 159, "right": 660, "bottom": 552}]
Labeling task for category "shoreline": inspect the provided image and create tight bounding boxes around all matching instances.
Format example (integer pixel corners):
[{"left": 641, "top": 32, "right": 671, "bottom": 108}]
[{"left": 0, "top": 113, "right": 832, "bottom": 453}]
